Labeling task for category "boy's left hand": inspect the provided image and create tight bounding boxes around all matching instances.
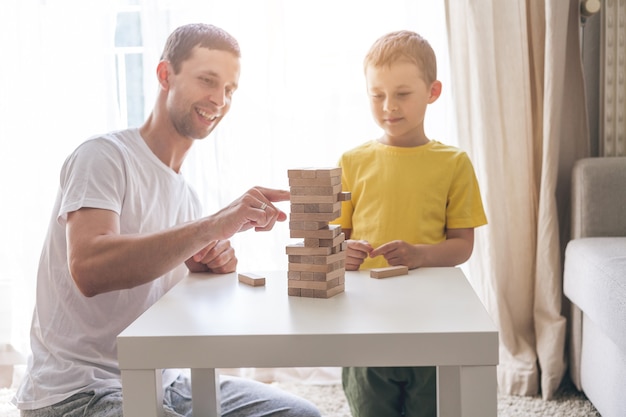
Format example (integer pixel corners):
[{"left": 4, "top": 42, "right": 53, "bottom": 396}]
[{"left": 370, "top": 240, "right": 419, "bottom": 269}]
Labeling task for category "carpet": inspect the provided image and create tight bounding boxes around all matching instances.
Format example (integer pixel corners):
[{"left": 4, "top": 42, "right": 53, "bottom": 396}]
[
  {"left": 1, "top": 376, "right": 600, "bottom": 417},
  {"left": 272, "top": 374, "right": 601, "bottom": 417}
]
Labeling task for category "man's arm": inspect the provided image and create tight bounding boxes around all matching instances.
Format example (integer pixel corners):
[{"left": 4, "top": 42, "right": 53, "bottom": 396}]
[{"left": 67, "top": 186, "right": 288, "bottom": 297}]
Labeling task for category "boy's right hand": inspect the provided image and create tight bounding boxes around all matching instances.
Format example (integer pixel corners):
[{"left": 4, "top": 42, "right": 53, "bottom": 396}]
[{"left": 345, "top": 240, "right": 373, "bottom": 270}]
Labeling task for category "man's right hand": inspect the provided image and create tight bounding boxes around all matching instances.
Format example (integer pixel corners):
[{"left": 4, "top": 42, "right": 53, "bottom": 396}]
[{"left": 211, "top": 186, "right": 289, "bottom": 239}]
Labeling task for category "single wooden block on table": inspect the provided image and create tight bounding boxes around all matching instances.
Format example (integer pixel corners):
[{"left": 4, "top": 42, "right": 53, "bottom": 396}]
[
  {"left": 370, "top": 265, "right": 409, "bottom": 279},
  {"left": 238, "top": 272, "right": 266, "bottom": 286}
]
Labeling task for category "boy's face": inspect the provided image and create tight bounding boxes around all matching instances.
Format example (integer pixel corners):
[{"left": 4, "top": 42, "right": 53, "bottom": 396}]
[
  {"left": 365, "top": 60, "right": 440, "bottom": 146},
  {"left": 164, "top": 46, "right": 241, "bottom": 141}
]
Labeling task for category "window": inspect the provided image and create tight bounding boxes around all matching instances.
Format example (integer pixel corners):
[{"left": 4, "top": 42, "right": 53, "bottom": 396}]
[{"left": 114, "top": 3, "right": 145, "bottom": 127}]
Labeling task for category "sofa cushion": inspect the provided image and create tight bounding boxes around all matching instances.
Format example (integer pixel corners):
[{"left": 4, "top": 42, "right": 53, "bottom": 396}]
[
  {"left": 564, "top": 237, "right": 626, "bottom": 352},
  {"left": 571, "top": 157, "right": 626, "bottom": 238}
]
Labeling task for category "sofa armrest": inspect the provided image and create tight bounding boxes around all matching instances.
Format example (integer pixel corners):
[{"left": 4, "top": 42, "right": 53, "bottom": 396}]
[{"left": 571, "top": 157, "right": 626, "bottom": 239}]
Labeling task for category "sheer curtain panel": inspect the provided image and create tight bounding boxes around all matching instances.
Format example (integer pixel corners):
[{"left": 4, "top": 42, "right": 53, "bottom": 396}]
[{"left": 445, "top": 0, "right": 590, "bottom": 399}]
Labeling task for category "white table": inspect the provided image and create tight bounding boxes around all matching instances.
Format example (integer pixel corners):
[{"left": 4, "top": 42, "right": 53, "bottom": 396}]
[{"left": 118, "top": 268, "right": 498, "bottom": 417}]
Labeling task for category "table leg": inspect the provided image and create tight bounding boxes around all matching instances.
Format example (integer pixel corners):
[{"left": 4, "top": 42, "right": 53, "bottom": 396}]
[
  {"left": 191, "top": 368, "right": 221, "bottom": 417},
  {"left": 121, "top": 369, "right": 164, "bottom": 417},
  {"left": 437, "top": 366, "right": 461, "bottom": 416},
  {"left": 437, "top": 365, "right": 497, "bottom": 417}
]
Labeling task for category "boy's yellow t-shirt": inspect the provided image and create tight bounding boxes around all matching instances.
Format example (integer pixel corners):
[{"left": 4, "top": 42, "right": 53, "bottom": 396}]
[{"left": 334, "top": 140, "right": 487, "bottom": 269}]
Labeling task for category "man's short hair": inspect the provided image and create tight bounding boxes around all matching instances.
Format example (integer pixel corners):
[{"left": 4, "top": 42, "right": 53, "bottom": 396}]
[{"left": 161, "top": 23, "right": 241, "bottom": 73}]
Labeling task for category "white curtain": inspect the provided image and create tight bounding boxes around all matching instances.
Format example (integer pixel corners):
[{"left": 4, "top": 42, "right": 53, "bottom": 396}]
[
  {"left": 1, "top": 0, "right": 450, "bottom": 386},
  {"left": 0, "top": 0, "right": 121, "bottom": 385},
  {"left": 445, "top": 0, "right": 590, "bottom": 399}
]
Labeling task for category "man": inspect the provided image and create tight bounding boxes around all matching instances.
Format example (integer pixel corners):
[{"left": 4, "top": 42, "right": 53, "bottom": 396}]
[{"left": 14, "top": 23, "right": 320, "bottom": 417}]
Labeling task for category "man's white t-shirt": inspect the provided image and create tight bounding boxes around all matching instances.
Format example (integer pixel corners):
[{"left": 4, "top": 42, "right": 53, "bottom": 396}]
[{"left": 15, "top": 128, "right": 202, "bottom": 410}]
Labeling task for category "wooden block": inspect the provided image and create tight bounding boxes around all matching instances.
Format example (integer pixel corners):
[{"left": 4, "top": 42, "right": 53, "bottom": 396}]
[
  {"left": 238, "top": 272, "right": 266, "bottom": 286},
  {"left": 324, "top": 283, "right": 345, "bottom": 298},
  {"left": 314, "top": 167, "right": 342, "bottom": 178},
  {"left": 331, "top": 244, "right": 341, "bottom": 254},
  {"left": 288, "top": 276, "right": 344, "bottom": 291},
  {"left": 290, "top": 184, "right": 342, "bottom": 196},
  {"left": 289, "top": 176, "right": 341, "bottom": 187},
  {"left": 290, "top": 194, "right": 339, "bottom": 204},
  {"left": 288, "top": 259, "right": 344, "bottom": 273},
  {"left": 290, "top": 210, "right": 341, "bottom": 222},
  {"left": 331, "top": 240, "right": 348, "bottom": 254},
  {"left": 286, "top": 243, "right": 332, "bottom": 256},
  {"left": 290, "top": 224, "right": 342, "bottom": 239},
  {"left": 288, "top": 270, "right": 302, "bottom": 280},
  {"left": 288, "top": 287, "right": 302, "bottom": 296},
  {"left": 288, "top": 221, "right": 329, "bottom": 231},
  {"left": 288, "top": 168, "right": 318, "bottom": 179},
  {"left": 304, "top": 238, "right": 320, "bottom": 248},
  {"left": 288, "top": 279, "right": 336, "bottom": 291},
  {"left": 288, "top": 252, "right": 346, "bottom": 265},
  {"left": 338, "top": 191, "right": 351, "bottom": 201},
  {"left": 318, "top": 232, "right": 345, "bottom": 248},
  {"left": 296, "top": 268, "right": 345, "bottom": 282},
  {"left": 291, "top": 202, "right": 342, "bottom": 213},
  {"left": 370, "top": 265, "right": 409, "bottom": 279},
  {"left": 289, "top": 262, "right": 330, "bottom": 273},
  {"left": 300, "top": 283, "right": 345, "bottom": 298}
]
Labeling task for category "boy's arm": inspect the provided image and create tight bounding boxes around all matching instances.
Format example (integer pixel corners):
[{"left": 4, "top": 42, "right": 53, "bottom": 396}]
[{"left": 369, "top": 228, "right": 474, "bottom": 270}]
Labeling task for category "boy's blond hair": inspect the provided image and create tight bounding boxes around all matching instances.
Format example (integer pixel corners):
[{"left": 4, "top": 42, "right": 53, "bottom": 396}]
[{"left": 364, "top": 30, "right": 437, "bottom": 84}]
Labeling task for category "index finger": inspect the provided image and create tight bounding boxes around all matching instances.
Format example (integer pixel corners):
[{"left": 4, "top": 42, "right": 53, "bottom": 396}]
[
  {"left": 370, "top": 241, "right": 395, "bottom": 258},
  {"left": 348, "top": 240, "right": 373, "bottom": 254},
  {"left": 193, "top": 240, "right": 219, "bottom": 262},
  {"left": 253, "top": 186, "right": 290, "bottom": 203}
]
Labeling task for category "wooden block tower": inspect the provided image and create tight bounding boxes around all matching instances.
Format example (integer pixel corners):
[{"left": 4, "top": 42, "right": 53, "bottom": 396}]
[{"left": 286, "top": 168, "right": 351, "bottom": 298}]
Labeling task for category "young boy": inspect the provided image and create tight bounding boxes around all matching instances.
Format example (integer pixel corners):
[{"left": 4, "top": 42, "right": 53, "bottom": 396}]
[{"left": 335, "top": 30, "right": 487, "bottom": 417}]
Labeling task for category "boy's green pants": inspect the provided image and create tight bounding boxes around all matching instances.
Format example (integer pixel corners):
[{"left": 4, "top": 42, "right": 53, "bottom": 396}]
[{"left": 342, "top": 366, "right": 436, "bottom": 417}]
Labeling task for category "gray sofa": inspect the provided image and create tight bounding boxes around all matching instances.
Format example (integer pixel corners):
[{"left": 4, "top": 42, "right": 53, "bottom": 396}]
[{"left": 563, "top": 157, "right": 626, "bottom": 417}]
